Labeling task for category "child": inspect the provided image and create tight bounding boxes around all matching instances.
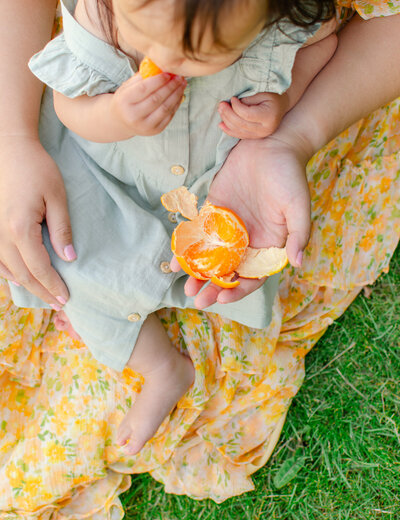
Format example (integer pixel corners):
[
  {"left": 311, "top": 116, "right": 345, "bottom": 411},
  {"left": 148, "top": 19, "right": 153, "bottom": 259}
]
[{"left": 10, "top": 0, "right": 337, "bottom": 455}]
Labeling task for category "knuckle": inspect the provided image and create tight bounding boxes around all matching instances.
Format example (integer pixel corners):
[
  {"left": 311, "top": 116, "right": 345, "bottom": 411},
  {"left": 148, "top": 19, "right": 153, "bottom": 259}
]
[
  {"left": 160, "top": 103, "right": 174, "bottom": 116},
  {"left": 270, "top": 112, "right": 281, "bottom": 129},
  {"left": 30, "top": 264, "right": 51, "bottom": 282},
  {"left": 123, "top": 108, "right": 138, "bottom": 126},
  {"left": 8, "top": 218, "right": 28, "bottom": 240},
  {"left": 53, "top": 225, "right": 72, "bottom": 243},
  {"left": 137, "top": 81, "right": 148, "bottom": 96},
  {"left": 151, "top": 92, "right": 163, "bottom": 105},
  {"left": 16, "top": 272, "right": 33, "bottom": 287},
  {"left": 155, "top": 121, "right": 168, "bottom": 133},
  {"left": 262, "top": 119, "right": 279, "bottom": 135},
  {"left": 140, "top": 121, "right": 155, "bottom": 135}
]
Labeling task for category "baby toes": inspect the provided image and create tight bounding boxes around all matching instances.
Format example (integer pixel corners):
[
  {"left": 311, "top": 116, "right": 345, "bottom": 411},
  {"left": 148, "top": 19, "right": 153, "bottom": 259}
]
[
  {"left": 116, "top": 419, "right": 132, "bottom": 447},
  {"left": 116, "top": 418, "right": 146, "bottom": 456}
]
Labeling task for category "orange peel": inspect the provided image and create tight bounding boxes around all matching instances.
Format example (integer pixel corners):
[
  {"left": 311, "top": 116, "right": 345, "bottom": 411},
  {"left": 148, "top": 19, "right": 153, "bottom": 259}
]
[
  {"left": 161, "top": 187, "right": 198, "bottom": 220},
  {"left": 210, "top": 274, "right": 240, "bottom": 289},
  {"left": 163, "top": 187, "right": 288, "bottom": 287},
  {"left": 236, "top": 246, "right": 288, "bottom": 278}
]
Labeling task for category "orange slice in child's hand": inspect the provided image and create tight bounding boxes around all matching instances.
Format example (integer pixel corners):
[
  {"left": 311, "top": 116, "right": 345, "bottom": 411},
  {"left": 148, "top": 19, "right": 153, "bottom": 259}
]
[{"left": 139, "top": 56, "right": 163, "bottom": 78}]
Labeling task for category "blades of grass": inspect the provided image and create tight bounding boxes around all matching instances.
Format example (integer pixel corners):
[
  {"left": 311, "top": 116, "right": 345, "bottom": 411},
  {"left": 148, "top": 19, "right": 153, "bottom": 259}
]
[
  {"left": 273, "top": 451, "right": 307, "bottom": 489},
  {"left": 335, "top": 368, "right": 400, "bottom": 445},
  {"left": 307, "top": 342, "right": 355, "bottom": 380}
]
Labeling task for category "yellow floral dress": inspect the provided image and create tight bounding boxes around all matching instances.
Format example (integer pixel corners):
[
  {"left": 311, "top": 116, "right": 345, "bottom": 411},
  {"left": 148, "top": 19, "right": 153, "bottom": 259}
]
[{"left": 1, "top": 0, "right": 399, "bottom": 517}]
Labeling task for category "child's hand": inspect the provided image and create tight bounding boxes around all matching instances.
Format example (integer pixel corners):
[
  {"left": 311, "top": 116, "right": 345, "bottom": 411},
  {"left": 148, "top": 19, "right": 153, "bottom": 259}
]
[
  {"left": 110, "top": 72, "right": 187, "bottom": 138},
  {"left": 0, "top": 136, "right": 74, "bottom": 308},
  {"left": 218, "top": 92, "right": 289, "bottom": 140}
]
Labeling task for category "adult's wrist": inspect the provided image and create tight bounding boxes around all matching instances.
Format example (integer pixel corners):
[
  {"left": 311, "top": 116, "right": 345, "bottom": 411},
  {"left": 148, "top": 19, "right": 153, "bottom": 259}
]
[{"left": 264, "top": 114, "right": 318, "bottom": 166}]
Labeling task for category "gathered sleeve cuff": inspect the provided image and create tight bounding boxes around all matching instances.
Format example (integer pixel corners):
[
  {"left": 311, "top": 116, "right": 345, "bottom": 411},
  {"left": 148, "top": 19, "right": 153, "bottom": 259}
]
[
  {"left": 29, "top": 0, "right": 135, "bottom": 98},
  {"left": 29, "top": 34, "right": 123, "bottom": 98}
]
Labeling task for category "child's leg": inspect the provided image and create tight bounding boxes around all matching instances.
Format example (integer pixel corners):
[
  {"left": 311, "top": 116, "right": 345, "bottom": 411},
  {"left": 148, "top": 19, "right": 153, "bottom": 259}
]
[
  {"left": 116, "top": 313, "right": 194, "bottom": 454},
  {"left": 54, "top": 310, "right": 194, "bottom": 454},
  {"left": 54, "top": 310, "right": 82, "bottom": 340}
]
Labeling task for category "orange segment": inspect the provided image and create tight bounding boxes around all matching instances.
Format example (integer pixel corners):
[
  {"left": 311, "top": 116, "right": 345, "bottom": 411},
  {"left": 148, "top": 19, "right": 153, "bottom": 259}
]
[
  {"left": 171, "top": 203, "right": 249, "bottom": 281},
  {"left": 175, "top": 255, "right": 209, "bottom": 281},
  {"left": 171, "top": 230, "right": 208, "bottom": 281},
  {"left": 139, "top": 56, "right": 163, "bottom": 78}
]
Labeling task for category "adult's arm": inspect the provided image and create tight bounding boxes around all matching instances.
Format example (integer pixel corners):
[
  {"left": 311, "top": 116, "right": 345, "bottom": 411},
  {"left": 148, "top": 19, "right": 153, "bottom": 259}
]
[
  {"left": 184, "top": 12, "right": 400, "bottom": 309},
  {"left": 0, "top": 0, "right": 74, "bottom": 308},
  {"left": 283, "top": 12, "right": 400, "bottom": 156}
]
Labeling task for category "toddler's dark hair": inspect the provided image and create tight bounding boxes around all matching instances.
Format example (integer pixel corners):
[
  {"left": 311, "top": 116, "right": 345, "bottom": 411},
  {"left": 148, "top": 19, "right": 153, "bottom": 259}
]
[{"left": 98, "top": 0, "right": 336, "bottom": 57}]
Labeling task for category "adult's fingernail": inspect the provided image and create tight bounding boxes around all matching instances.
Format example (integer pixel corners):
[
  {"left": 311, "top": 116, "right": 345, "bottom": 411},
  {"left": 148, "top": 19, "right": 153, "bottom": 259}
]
[
  {"left": 56, "top": 295, "right": 67, "bottom": 305},
  {"left": 296, "top": 251, "right": 303, "bottom": 267},
  {"left": 64, "top": 245, "right": 77, "bottom": 261},
  {"left": 11, "top": 281, "right": 21, "bottom": 287}
]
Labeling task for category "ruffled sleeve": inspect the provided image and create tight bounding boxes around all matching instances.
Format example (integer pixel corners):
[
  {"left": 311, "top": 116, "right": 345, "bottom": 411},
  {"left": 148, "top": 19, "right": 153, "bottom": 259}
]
[
  {"left": 29, "top": 34, "right": 122, "bottom": 98},
  {"left": 336, "top": 0, "right": 400, "bottom": 18},
  {"left": 29, "top": 0, "right": 135, "bottom": 98}
]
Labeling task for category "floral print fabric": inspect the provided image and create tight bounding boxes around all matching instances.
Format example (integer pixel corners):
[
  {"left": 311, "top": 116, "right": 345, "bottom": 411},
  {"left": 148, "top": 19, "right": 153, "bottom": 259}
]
[
  {"left": 1, "top": 0, "right": 399, "bottom": 517},
  {"left": 337, "top": 0, "right": 400, "bottom": 18}
]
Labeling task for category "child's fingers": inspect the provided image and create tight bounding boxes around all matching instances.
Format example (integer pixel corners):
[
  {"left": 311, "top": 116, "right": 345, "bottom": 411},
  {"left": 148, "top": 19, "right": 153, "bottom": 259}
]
[
  {"left": 143, "top": 83, "right": 186, "bottom": 130},
  {"left": 129, "top": 77, "right": 185, "bottom": 121},
  {"left": 219, "top": 121, "right": 264, "bottom": 140},
  {"left": 119, "top": 72, "right": 173, "bottom": 101},
  {"left": 218, "top": 101, "right": 262, "bottom": 134},
  {"left": 230, "top": 96, "right": 269, "bottom": 124}
]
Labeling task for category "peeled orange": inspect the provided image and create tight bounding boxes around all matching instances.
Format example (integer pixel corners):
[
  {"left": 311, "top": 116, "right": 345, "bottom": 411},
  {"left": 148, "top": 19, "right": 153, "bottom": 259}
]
[{"left": 161, "top": 187, "right": 288, "bottom": 288}]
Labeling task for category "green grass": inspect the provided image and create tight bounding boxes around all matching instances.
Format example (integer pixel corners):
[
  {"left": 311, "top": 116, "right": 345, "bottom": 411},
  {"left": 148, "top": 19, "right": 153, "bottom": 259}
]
[{"left": 120, "top": 247, "right": 400, "bottom": 519}]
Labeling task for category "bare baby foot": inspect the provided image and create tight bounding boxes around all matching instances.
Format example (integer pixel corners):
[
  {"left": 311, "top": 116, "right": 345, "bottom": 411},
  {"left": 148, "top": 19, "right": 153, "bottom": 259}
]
[
  {"left": 116, "top": 350, "right": 194, "bottom": 455},
  {"left": 53, "top": 310, "right": 82, "bottom": 340}
]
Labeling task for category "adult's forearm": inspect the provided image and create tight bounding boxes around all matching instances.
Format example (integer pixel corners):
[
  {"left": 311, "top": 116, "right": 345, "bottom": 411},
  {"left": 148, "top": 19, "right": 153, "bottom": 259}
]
[
  {"left": 281, "top": 13, "right": 400, "bottom": 156},
  {"left": 285, "top": 33, "right": 337, "bottom": 112},
  {"left": 0, "top": 0, "right": 57, "bottom": 138}
]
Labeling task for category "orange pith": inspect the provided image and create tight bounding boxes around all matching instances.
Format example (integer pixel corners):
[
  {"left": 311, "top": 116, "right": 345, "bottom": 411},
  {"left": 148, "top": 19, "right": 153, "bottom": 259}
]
[
  {"left": 172, "top": 203, "right": 249, "bottom": 281},
  {"left": 139, "top": 56, "right": 163, "bottom": 78}
]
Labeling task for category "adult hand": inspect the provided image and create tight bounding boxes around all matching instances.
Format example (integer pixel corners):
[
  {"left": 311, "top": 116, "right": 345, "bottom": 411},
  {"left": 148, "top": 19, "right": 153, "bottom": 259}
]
[
  {"left": 0, "top": 135, "right": 75, "bottom": 309},
  {"left": 171, "top": 129, "right": 312, "bottom": 308}
]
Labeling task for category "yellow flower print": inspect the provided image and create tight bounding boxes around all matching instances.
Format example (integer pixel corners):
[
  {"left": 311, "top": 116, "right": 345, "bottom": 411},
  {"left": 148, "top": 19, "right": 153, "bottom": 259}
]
[
  {"left": 5, "top": 462, "right": 25, "bottom": 488},
  {"left": 43, "top": 441, "right": 67, "bottom": 463},
  {"left": 359, "top": 228, "right": 375, "bottom": 251},
  {"left": 379, "top": 177, "right": 392, "bottom": 193}
]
